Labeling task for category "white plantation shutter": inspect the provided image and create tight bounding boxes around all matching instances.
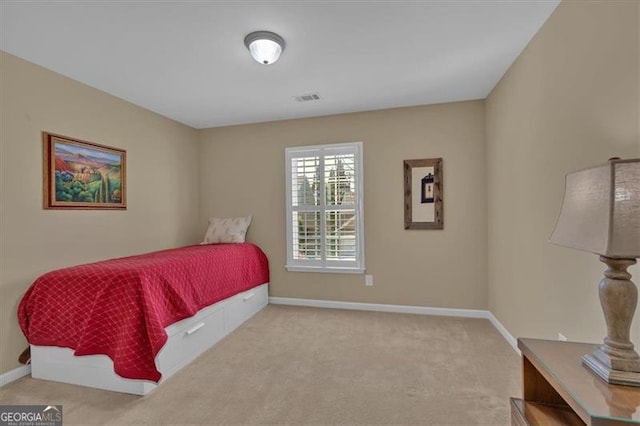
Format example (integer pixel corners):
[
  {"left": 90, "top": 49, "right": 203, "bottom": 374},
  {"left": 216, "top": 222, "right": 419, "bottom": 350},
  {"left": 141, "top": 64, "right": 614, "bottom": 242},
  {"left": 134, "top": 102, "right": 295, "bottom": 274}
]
[{"left": 285, "top": 142, "right": 364, "bottom": 273}]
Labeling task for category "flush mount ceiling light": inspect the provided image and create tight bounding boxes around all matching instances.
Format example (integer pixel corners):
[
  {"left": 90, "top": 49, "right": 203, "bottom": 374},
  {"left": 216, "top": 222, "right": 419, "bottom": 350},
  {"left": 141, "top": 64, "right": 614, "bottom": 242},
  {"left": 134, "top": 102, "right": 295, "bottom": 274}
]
[{"left": 244, "top": 31, "right": 285, "bottom": 65}]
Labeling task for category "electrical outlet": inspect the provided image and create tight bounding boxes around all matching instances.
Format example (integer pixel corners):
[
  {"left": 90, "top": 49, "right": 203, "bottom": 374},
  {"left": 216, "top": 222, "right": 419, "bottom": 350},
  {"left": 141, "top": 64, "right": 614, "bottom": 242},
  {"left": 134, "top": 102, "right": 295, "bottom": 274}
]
[
  {"left": 558, "top": 333, "right": 568, "bottom": 342},
  {"left": 365, "top": 275, "right": 373, "bottom": 286}
]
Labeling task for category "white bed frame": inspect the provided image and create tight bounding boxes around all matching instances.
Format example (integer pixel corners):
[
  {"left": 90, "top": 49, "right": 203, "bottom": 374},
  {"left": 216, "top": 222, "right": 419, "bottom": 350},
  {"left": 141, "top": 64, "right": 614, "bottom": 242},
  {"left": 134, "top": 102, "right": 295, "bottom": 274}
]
[{"left": 30, "top": 283, "right": 269, "bottom": 395}]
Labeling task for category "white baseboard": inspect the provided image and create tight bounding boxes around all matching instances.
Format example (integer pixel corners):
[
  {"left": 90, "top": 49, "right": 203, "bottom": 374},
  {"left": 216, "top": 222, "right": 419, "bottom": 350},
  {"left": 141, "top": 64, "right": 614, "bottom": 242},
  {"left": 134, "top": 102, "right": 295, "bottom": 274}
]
[
  {"left": 269, "top": 297, "right": 488, "bottom": 318},
  {"left": 487, "top": 311, "right": 520, "bottom": 355},
  {"left": 269, "top": 297, "right": 520, "bottom": 354},
  {"left": 0, "top": 365, "right": 31, "bottom": 387}
]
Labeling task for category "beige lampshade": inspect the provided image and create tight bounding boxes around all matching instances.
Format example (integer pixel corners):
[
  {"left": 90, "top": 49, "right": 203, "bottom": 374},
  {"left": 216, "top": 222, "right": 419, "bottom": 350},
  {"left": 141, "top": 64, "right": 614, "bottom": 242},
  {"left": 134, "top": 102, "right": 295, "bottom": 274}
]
[{"left": 549, "top": 158, "right": 640, "bottom": 258}]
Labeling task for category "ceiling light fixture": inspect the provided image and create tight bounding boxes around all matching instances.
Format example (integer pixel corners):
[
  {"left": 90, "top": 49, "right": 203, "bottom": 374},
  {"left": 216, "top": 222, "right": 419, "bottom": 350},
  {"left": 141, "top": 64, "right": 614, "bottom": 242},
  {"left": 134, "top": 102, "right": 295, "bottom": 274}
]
[{"left": 244, "top": 31, "right": 285, "bottom": 65}]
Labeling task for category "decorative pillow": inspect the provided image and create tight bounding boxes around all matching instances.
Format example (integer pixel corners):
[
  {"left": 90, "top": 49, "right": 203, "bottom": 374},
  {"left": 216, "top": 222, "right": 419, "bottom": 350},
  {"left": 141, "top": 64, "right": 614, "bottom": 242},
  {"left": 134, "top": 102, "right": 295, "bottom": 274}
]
[{"left": 201, "top": 216, "right": 252, "bottom": 244}]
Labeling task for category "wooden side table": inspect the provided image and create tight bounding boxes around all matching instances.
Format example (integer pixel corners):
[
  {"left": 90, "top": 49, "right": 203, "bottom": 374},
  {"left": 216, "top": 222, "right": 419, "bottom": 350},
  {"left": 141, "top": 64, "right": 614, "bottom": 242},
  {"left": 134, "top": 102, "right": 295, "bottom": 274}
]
[{"left": 511, "top": 338, "right": 640, "bottom": 425}]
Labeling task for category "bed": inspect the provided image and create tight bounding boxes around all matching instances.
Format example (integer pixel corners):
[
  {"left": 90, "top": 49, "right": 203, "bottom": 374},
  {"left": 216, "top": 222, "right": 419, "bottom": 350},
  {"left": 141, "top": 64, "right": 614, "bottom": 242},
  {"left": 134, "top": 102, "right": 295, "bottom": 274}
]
[{"left": 18, "top": 243, "right": 269, "bottom": 395}]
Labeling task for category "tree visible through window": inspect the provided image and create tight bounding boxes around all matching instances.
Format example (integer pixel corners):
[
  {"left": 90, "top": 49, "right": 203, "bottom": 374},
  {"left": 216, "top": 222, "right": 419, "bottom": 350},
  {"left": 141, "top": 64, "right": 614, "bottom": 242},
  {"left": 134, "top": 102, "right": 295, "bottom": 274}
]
[{"left": 286, "top": 142, "right": 364, "bottom": 273}]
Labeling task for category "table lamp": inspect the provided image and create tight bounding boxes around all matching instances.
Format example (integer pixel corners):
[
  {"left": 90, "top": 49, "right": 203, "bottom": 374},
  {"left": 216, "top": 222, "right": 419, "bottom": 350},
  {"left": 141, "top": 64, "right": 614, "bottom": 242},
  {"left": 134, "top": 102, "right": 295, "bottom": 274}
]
[{"left": 549, "top": 158, "right": 640, "bottom": 386}]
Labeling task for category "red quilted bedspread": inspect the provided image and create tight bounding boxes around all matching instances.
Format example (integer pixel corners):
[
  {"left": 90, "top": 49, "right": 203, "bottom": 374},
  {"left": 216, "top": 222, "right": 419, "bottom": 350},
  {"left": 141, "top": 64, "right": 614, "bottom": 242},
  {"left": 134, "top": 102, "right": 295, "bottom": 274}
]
[{"left": 18, "top": 243, "right": 269, "bottom": 382}]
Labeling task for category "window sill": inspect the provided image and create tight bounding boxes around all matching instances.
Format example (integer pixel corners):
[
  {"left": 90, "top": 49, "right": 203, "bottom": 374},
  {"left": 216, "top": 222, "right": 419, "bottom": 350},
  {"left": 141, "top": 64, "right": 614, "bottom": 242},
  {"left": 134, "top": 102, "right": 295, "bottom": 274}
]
[{"left": 285, "top": 265, "right": 365, "bottom": 274}]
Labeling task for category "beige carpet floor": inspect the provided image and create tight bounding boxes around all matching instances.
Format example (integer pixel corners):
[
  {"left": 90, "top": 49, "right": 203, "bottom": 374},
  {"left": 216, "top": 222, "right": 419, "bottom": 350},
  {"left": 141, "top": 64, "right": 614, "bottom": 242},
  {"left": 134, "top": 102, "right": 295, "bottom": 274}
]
[{"left": 0, "top": 305, "right": 521, "bottom": 425}]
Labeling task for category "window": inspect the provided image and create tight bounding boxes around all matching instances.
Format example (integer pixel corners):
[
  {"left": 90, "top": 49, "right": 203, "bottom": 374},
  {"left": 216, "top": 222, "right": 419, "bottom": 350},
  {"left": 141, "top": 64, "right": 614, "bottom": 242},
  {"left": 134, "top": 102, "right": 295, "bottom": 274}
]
[{"left": 285, "top": 142, "right": 364, "bottom": 273}]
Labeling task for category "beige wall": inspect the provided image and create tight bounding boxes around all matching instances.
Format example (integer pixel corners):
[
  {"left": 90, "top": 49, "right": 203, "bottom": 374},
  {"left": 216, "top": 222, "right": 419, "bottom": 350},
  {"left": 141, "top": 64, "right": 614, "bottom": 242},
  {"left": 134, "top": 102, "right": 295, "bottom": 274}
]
[
  {"left": 486, "top": 1, "right": 640, "bottom": 343},
  {"left": 0, "top": 52, "right": 201, "bottom": 375},
  {"left": 199, "top": 101, "right": 488, "bottom": 309}
]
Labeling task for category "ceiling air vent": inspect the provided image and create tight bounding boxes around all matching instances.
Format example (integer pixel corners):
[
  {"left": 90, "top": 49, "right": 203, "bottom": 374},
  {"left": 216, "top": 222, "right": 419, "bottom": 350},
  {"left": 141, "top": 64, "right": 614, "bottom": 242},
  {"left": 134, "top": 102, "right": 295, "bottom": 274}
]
[{"left": 295, "top": 93, "right": 321, "bottom": 102}]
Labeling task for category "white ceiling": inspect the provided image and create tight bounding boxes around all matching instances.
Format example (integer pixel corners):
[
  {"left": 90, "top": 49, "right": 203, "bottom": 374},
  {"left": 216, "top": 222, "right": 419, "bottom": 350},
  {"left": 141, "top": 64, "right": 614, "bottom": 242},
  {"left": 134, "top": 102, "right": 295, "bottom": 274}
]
[{"left": 0, "top": 1, "right": 559, "bottom": 129}]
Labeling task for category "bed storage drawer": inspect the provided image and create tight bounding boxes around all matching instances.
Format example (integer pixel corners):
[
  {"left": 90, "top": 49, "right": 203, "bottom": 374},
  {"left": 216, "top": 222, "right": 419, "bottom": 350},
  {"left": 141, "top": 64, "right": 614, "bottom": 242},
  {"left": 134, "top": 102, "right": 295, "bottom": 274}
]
[
  {"left": 156, "top": 303, "right": 226, "bottom": 377},
  {"left": 226, "top": 285, "right": 268, "bottom": 331}
]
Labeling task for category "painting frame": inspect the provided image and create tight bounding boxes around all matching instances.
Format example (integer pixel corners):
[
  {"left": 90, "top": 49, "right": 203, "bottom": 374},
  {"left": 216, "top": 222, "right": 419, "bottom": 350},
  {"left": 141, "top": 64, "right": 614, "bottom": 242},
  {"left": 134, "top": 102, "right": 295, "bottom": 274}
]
[
  {"left": 43, "top": 132, "right": 127, "bottom": 210},
  {"left": 403, "top": 158, "right": 443, "bottom": 230}
]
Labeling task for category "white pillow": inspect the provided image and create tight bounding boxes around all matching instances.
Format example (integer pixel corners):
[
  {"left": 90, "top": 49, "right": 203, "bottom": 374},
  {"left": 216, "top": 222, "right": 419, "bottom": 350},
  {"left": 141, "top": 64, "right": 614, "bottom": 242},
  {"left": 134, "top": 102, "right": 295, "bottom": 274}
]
[{"left": 201, "top": 216, "right": 252, "bottom": 244}]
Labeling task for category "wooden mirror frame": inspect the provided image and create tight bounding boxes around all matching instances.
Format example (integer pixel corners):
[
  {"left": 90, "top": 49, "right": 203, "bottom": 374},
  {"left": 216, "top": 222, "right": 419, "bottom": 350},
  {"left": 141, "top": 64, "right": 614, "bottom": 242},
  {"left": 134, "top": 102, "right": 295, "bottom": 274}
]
[{"left": 403, "top": 158, "right": 443, "bottom": 230}]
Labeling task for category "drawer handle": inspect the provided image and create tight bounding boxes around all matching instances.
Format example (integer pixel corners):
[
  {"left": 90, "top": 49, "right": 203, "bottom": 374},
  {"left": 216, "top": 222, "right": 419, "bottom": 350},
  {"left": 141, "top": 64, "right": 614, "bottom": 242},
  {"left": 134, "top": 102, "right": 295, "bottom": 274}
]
[
  {"left": 186, "top": 322, "right": 205, "bottom": 335},
  {"left": 243, "top": 293, "right": 255, "bottom": 302}
]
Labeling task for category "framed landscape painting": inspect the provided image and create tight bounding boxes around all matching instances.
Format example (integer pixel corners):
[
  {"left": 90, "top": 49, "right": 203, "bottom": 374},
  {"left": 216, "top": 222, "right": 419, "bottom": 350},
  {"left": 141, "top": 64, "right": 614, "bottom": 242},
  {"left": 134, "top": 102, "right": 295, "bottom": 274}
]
[{"left": 43, "top": 132, "right": 126, "bottom": 210}]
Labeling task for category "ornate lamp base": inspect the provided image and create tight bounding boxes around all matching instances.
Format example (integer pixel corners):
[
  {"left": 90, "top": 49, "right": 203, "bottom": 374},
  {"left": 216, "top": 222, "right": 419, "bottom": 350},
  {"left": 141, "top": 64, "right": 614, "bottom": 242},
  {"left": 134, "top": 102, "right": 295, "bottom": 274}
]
[
  {"left": 584, "top": 256, "right": 640, "bottom": 387},
  {"left": 583, "top": 351, "right": 640, "bottom": 387}
]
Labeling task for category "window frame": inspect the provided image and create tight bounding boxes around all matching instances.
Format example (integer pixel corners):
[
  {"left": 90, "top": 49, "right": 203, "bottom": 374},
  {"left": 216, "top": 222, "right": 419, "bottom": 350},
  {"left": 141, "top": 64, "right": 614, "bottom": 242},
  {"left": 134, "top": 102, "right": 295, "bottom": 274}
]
[{"left": 285, "top": 141, "right": 365, "bottom": 274}]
